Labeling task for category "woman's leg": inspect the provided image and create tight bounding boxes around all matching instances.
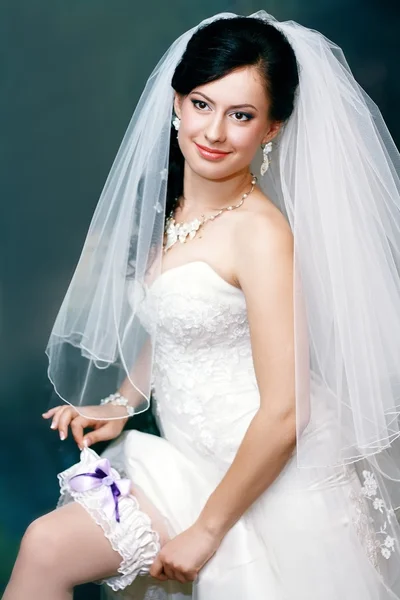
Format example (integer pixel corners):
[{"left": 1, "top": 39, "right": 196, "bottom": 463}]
[{"left": 3, "top": 489, "right": 168, "bottom": 600}]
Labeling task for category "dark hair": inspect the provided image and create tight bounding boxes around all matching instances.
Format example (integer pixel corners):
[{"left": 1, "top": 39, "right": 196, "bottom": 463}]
[{"left": 166, "top": 16, "right": 299, "bottom": 217}]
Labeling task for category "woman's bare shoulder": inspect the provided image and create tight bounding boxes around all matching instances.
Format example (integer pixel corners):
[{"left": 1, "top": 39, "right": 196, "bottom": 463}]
[
  {"left": 233, "top": 188, "right": 293, "bottom": 247},
  {"left": 226, "top": 189, "right": 293, "bottom": 288}
]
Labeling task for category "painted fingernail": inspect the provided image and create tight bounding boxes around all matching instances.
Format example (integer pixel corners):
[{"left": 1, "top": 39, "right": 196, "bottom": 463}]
[
  {"left": 50, "top": 423, "right": 56, "bottom": 429},
  {"left": 60, "top": 432, "right": 65, "bottom": 441},
  {"left": 83, "top": 439, "right": 90, "bottom": 448}
]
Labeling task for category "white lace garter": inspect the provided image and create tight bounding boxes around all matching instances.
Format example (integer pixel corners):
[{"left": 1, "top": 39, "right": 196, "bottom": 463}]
[{"left": 57, "top": 447, "right": 160, "bottom": 591}]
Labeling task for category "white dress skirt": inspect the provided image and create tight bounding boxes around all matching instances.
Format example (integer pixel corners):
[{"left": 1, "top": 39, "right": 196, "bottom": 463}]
[{"left": 57, "top": 262, "right": 400, "bottom": 599}]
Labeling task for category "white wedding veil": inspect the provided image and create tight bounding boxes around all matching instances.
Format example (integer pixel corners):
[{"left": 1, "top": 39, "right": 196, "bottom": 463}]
[
  {"left": 47, "top": 8, "right": 400, "bottom": 456},
  {"left": 46, "top": 6, "right": 400, "bottom": 459},
  {"left": 46, "top": 12, "right": 400, "bottom": 589},
  {"left": 259, "top": 14, "right": 400, "bottom": 466}
]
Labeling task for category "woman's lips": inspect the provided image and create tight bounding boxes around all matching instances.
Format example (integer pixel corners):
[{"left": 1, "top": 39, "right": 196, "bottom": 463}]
[{"left": 194, "top": 142, "right": 231, "bottom": 161}]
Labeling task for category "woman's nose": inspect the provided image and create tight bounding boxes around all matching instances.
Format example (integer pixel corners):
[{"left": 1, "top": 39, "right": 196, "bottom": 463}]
[{"left": 204, "top": 114, "right": 226, "bottom": 145}]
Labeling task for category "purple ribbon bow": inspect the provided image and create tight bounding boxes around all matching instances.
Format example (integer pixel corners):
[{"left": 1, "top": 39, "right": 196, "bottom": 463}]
[{"left": 68, "top": 458, "right": 131, "bottom": 523}]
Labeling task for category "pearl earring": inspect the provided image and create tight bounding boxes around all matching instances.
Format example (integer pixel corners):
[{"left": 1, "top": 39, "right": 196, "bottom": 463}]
[
  {"left": 172, "top": 116, "right": 181, "bottom": 131},
  {"left": 260, "top": 141, "right": 273, "bottom": 176}
]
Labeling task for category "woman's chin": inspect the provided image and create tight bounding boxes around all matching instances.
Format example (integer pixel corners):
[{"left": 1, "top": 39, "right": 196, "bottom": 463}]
[{"left": 186, "top": 158, "right": 243, "bottom": 181}]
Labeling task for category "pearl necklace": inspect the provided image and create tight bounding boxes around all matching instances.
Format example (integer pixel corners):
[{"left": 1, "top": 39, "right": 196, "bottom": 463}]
[{"left": 164, "top": 174, "right": 257, "bottom": 253}]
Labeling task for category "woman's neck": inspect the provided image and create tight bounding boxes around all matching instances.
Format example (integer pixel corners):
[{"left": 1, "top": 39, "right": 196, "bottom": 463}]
[{"left": 179, "top": 165, "right": 253, "bottom": 216}]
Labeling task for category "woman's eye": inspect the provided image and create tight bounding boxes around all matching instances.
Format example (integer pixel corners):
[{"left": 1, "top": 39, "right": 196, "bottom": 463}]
[
  {"left": 192, "top": 100, "right": 210, "bottom": 111},
  {"left": 191, "top": 101, "right": 253, "bottom": 121},
  {"left": 232, "top": 112, "right": 252, "bottom": 122}
]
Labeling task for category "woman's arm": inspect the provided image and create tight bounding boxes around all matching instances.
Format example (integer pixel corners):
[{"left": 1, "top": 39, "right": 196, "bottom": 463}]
[
  {"left": 197, "top": 208, "right": 297, "bottom": 538},
  {"left": 43, "top": 337, "right": 154, "bottom": 446},
  {"left": 150, "top": 207, "right": 299, "bottom": 583},
  {"left": 117, "top": 336, "right": 153, "bottom": 410}
]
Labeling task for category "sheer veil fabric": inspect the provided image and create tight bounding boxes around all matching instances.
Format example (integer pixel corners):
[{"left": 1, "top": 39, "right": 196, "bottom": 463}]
[{"left": 46, "top": 10, "right": 400, "bottom": 595}]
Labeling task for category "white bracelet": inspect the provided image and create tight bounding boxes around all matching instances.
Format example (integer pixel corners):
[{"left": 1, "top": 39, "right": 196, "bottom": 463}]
[{"left": 100, "top": 392, "right": 135, "bottom": 417}]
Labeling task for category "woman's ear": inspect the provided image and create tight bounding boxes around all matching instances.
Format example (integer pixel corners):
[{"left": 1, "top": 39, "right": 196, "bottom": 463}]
[
  {"left": 262, "top": 121, "right": 283, "bottom": 145},
  {"left": 173, "top": 93, "right": 183, "bottom": 119}
]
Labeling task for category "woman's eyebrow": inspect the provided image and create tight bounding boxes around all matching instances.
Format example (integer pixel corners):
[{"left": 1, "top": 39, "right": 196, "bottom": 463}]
[{"left": 191, "top": 91, "right": 258, "bottom": 112}]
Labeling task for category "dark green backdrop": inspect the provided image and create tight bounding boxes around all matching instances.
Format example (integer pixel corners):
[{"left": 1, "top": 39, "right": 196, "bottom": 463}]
[{"left": 1, "top": 1, "right": 399, "bottom": 597}]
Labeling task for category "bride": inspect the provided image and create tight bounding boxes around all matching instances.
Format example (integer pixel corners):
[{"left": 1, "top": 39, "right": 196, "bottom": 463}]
[{"left": 4, "top": 10, "right": 400, "bottom": 600}]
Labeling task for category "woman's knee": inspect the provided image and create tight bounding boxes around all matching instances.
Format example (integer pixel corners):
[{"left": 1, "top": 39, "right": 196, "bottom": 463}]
[{"left": 19, "top": 512, "right": 64, "bottom": 572}]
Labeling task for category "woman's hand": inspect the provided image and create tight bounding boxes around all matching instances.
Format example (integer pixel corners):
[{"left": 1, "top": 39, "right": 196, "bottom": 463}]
[
  {"left": 42, "top": 404, "right": 129, "bottom": 449},
  {"left": 150, "top": 521, "right": 222, "bottom": 584}
]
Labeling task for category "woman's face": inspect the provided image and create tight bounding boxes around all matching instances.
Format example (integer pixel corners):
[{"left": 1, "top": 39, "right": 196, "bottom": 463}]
[{"left": 174, "top": 66, "right": 278, "bottom": 180}]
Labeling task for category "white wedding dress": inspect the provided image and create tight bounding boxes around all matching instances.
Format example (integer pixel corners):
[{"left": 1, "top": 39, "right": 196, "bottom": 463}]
[{"left": 59, "top": 261, "right": 399, "bottom": 599}]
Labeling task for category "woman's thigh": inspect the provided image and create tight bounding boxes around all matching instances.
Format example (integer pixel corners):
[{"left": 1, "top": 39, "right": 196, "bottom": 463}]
[
  {"left": 16, "top": 492, "right": 168, "bottom": 589},
  {"left": 28, "top": 502, "right": 123, "bottom": 585}
]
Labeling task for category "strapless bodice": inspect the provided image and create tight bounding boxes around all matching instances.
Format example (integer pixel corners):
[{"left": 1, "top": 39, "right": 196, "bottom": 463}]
[{"left": 140, "top": 262, "right": 260, "bottom": 466}]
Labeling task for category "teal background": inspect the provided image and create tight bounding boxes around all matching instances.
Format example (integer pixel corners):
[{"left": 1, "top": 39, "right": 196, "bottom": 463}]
[{"left": 1, "top": 1, "right": 399, "bottom": 597}]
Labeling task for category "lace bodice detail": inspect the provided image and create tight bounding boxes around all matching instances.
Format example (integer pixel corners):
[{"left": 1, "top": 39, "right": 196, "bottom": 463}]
[{"left": 140, "top": 262, "right": 260, "bottom": 464}]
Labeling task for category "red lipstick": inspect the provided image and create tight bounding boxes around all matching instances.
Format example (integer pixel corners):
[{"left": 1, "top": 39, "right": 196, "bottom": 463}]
[{"left": 195, "top": 142, "right": 231, "bottom": 160}]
